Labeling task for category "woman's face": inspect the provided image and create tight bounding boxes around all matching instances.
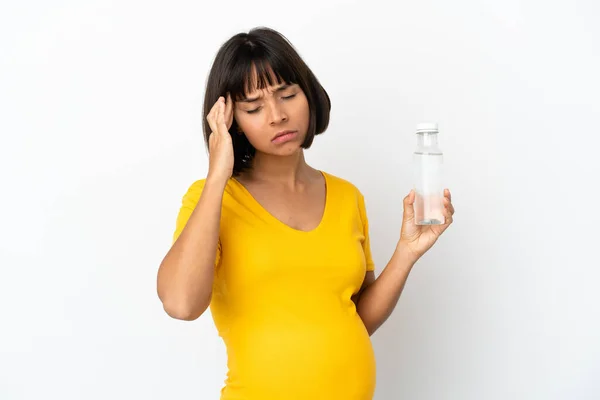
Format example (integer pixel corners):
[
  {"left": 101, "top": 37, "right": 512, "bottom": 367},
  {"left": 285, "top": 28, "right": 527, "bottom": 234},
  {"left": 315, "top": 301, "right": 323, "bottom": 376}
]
[{"left": 233, "top": 79, "right": 310, "bottom": 157}]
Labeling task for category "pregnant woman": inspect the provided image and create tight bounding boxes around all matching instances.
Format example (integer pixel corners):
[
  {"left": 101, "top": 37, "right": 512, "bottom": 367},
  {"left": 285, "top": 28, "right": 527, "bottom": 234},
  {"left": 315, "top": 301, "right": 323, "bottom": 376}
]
[{"left": 157, "top": 26, "right": 454, "bottom": 400}]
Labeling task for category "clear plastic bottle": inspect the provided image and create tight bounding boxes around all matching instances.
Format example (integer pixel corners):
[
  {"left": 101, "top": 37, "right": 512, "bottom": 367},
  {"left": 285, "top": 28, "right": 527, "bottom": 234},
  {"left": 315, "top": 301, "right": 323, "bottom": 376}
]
[{"left": 413, "top": 123, "right": 445, "bottom": 225}]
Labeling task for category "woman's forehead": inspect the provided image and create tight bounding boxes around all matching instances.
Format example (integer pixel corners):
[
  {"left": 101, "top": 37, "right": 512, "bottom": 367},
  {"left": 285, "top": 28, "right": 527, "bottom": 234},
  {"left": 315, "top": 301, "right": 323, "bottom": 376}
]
[{"left": 243, "top": 65, "right": 284, "bottom": 94}]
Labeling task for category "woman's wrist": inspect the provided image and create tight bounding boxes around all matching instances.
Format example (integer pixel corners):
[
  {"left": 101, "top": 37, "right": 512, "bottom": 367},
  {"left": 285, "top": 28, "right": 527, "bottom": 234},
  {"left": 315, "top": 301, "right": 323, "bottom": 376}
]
[
  {"left": 394, "top": 241, "right": 420, "bottom": 269},
  {"left": 205, "top": 173, "right": 229, "bottom": 192}
]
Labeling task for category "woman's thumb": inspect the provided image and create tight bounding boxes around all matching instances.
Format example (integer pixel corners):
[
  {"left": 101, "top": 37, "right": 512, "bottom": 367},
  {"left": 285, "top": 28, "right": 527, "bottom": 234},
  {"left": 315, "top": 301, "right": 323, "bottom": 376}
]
[{"left": 403, "top": 189, "right": 415, "bottom": 222}]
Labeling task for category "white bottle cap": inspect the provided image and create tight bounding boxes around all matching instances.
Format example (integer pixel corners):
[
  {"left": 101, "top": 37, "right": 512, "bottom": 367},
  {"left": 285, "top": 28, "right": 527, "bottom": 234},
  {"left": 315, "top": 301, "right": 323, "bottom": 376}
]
[{"left": 416, "top": 123, "right": 439, "bottom": 133}]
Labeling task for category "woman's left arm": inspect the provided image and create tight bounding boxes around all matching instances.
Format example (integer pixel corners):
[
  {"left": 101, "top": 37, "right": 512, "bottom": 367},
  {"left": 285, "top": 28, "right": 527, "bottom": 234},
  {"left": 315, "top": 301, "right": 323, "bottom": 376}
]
[{"left": 356, "top": 189, "right": 455, "bottom": 336}]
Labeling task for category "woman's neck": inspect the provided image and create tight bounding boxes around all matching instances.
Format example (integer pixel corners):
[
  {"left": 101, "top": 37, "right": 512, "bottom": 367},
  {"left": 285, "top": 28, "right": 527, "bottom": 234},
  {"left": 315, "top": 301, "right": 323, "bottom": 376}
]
[{"left": 243, "top": 149, "right": 316, "bottom": 186}]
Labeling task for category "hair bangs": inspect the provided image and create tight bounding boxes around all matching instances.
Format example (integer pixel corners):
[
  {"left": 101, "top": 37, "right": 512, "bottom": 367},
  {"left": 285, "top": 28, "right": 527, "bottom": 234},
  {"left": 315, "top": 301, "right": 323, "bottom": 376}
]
[{"left": 226, "top": 52, "right": 299, "bottom": 102}]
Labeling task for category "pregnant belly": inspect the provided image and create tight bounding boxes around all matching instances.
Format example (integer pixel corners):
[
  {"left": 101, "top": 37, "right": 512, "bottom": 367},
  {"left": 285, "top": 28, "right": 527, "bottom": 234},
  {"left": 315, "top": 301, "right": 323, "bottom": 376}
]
[{"left": 221, "top": 313, "right": 376, "bottom": 400}]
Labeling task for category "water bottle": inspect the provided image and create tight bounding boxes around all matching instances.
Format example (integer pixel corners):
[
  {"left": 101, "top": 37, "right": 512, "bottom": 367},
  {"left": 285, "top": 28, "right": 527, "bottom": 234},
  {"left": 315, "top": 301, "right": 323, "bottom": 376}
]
[{"left": 413, "top": 123, "right": 445, "bottom": 225}]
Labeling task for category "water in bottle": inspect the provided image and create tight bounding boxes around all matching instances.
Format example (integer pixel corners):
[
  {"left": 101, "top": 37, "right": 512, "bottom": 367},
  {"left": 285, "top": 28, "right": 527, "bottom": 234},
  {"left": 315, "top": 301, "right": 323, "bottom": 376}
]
[{"left": 413, "top": 123, "right": 445, "bottom": 225}]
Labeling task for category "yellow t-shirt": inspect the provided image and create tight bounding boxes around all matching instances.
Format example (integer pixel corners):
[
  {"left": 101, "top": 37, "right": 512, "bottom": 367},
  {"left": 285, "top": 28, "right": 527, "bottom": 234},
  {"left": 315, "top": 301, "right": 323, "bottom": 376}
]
[{"left": 173, "top": 171, "right": 376, "bottom": 400}]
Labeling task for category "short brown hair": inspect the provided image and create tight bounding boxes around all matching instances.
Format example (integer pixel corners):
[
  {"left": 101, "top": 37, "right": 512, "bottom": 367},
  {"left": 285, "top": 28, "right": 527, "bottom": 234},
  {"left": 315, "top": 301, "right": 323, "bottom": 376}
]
[{"left": 202, "top": 27, "right": 331, "bottom": 176}]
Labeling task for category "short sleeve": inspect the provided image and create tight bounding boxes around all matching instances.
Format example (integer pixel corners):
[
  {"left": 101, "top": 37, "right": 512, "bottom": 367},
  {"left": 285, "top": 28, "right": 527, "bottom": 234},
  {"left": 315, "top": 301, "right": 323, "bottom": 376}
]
[
  {"left": 172, "top": 179, "right": 221, "bottom": 267},
  {"left": 358, "top": 190, "right": 375, "bottom": 272}
]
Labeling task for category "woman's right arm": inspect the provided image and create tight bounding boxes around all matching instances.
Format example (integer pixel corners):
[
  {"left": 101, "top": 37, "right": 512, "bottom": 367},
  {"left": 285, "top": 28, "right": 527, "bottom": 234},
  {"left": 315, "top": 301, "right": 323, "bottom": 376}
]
[
  {"left": 157, "top": 95, "right": 234, "bottom": 321},
  {"left": 157, "top": 177, "right": 227, "bottom": 320}
]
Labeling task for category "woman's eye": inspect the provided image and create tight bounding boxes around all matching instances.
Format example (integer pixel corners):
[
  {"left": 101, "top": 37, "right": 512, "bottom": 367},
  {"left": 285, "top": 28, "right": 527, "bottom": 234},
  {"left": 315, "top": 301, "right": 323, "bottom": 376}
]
[{"left": 245, "top": 94, "right": 295, "bottom": 114}]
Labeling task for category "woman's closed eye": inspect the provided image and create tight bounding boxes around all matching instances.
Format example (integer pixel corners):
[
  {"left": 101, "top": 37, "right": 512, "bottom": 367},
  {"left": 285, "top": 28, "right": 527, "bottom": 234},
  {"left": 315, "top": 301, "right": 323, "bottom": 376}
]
[{"left": 246, "top": 94, "right": 297, "bottom": 114}]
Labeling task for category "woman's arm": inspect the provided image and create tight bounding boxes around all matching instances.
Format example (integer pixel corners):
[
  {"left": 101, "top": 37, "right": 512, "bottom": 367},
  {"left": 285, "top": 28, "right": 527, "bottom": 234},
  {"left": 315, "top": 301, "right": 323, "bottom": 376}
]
[
  {"left": 356, "top": 188, "right": 455, "bottom": 336},
  {"left": 157, "top": 178, "right": 226, "bottom": 321},
  {"left": 157, "top": 95, "right": 235, "bottom": 321},
  {"left": 355, "top": 244, "right": 416, "bottom": 336}
]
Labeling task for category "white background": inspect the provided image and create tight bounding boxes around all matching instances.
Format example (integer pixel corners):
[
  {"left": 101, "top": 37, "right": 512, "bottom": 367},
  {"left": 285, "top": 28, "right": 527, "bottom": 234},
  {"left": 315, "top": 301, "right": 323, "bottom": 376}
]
[{"left": 1, "top": 1, "right": 599, "bottom": 399}]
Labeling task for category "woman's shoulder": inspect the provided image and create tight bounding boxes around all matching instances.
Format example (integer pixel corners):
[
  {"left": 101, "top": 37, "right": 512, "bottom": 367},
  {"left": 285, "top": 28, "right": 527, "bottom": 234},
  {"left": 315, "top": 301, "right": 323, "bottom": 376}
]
[
  {"left": 321, "top": 170, "right": 365, "bottom": 198},
  {"left": 180, "top": 172, "right": 366, "bottom": 204},
  {"left": 178, "top": 177, "right": 239, "bottom": 204}
]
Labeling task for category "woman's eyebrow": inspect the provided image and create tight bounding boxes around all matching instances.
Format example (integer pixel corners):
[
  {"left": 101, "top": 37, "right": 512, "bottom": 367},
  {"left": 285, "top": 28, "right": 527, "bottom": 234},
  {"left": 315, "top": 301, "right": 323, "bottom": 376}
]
[{"left": 238, "top": 83, "right": 292, "bottom": 103}]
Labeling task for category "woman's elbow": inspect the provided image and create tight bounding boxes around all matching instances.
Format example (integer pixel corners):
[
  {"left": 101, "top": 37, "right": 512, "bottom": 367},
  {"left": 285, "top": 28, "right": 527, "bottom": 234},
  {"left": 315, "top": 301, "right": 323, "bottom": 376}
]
[{"left": 158, "top": 293, "right": 210, "bottom": 321}]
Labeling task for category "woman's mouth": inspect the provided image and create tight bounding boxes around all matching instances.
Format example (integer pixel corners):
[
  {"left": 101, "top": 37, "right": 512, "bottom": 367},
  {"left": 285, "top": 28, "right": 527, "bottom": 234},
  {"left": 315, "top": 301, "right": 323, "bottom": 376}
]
[{"left": 271, "top": 130, "right": 297, "bottom": 144}]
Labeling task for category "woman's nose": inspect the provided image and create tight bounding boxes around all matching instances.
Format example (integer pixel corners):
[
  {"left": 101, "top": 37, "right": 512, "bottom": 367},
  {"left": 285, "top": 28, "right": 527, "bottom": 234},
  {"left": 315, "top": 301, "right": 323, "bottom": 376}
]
[{"left": 268, "top": 104, "right": 288, "bottom": 125}]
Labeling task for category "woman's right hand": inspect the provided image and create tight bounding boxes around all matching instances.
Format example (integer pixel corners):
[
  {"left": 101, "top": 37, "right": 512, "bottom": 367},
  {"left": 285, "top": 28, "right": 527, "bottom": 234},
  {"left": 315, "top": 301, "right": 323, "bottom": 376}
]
[{"left": 206, "top": 94, "right": 235, "bottom": 185}]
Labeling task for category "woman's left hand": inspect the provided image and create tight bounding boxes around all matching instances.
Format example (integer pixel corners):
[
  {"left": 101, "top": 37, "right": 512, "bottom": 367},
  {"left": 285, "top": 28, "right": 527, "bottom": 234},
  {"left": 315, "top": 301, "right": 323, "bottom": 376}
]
[{"left": 398, "top": 188, "right": 455, "bottom": 262}]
